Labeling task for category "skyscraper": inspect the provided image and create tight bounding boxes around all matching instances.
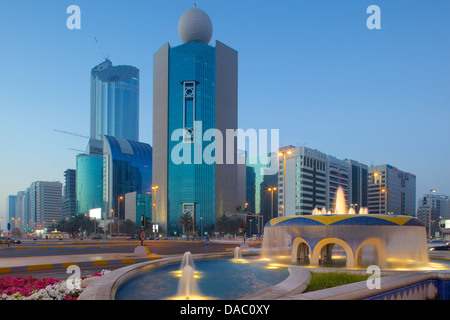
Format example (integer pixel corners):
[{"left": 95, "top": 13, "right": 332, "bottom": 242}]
[
  {"left": 62, "top": 169, "right": 76, "bottom": 220},
  {"left": 7, "top": 195, "right": 17, "bottom": 222},
  {"left": 76, "top": 153, "right": 103, "bottom": 216},
  {"left": 153, "top": 8, "right": 238, "bottom": 236},
  {"left": 417, "top": 193, "right": 450, "bottom": 236},
  {"left": 276, "top": 146, "right": 368, "bottom": 216},
  {"left": 90, "top": 59, "right": 139, "bottom": 142},
  {"left": 103, "top": 135, "right": 152, "bottom": 220},
  {"left": 368, "top": 164, "right": 416, "bottom": 216},
  {"left": 29, "top": 181, "right": 62, "bottom": 228},
  {"left": 345, "top": 159, "right": 368, "bottom": 210}
]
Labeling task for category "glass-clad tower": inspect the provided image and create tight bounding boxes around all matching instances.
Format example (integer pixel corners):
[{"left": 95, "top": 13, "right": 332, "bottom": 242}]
[
  {"left": 103, "top": 136, "right": 152, "bottom": 220},
  {"left": 153, "top": 8, "right": 238, "bottom": 236},
  {"left": 76, "top": 154, "right": 103, "bottom": 215},
  {"left": 90, "top": 59, "right": 139, "bottom": 142}
]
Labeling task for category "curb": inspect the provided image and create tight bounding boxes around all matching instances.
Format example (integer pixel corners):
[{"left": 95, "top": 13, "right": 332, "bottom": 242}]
[{"left": 0, "top": 256, "right": 161, "bottom": 274}]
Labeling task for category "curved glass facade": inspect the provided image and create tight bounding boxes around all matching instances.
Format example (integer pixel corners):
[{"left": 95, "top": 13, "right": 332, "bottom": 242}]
[
  {"left": 76, "top": 154, "right": 103, "bottom": 215},
  {"left": 103, "top": 136, "right": 152, "bottom": 219},
  {"left": 167, "top": 42, "right": 216, "bottom": 235},
  {"left": 91, "top": 59, "right": 139, "bottom": 141}
]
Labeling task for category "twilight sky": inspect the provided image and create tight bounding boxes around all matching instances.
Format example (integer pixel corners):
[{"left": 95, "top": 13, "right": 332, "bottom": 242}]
[{"left": 0, "top": 0, "right": 449, "bottom": 226}]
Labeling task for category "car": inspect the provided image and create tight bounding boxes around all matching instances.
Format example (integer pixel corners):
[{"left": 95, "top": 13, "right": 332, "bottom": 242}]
[
  {"left": 9, "top": 238, "right": 21, "bottom": 244},
  {"left": 428, "top": 240, "right": 450, "bottom": 251},
  {"left": 0, "top": 237, "right": 21, "bottom": 245}
]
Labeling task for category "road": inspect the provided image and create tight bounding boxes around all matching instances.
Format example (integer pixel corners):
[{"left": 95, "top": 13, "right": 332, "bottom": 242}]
[{"left": 0, "top": 238, "right": 248, "bottom": 280}]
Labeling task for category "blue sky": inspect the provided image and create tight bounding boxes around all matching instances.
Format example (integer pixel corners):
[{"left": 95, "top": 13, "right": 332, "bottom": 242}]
[{"left": 0, "top": 0, "right": 449, "bottom": 225}]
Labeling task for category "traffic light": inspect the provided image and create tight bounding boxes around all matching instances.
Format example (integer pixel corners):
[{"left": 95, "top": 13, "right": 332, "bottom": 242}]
[
  {"left": 141, "top": 215, "right": 151, "bottom": 229},
  {"left": 7, "top": 223, "right": 10, "bottom": 231},
  {"left": 240, "top": 222, "right": 246, "bottom": 236}
]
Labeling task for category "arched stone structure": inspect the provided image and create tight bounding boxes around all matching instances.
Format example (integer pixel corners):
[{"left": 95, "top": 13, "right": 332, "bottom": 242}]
[
  {"left": 291, "top": 237, "right": 311, "bottom": 263},
  {"left": 354, "top": 237, "right": 388, "bottom": 268},
  {"left": 310, "top": 237, "right": 355, "bottom": 268},
  {"left": 263, "top": 214, "right": 428, "bottom": 269}
]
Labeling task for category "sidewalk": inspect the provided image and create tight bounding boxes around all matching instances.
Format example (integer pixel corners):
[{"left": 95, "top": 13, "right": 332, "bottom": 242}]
[{"left": 0, "top": 252, "right": 161, "bottom": 274}]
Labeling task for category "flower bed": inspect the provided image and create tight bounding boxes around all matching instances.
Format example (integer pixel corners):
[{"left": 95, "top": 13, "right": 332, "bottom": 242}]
[{"left": 0, "top": 270, "right": 110, "bottom": 300}]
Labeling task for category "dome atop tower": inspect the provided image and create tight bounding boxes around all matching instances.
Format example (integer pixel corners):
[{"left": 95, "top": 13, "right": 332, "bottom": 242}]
[{"left": 178, "top": 8, "right": 213, "bottom": 45}]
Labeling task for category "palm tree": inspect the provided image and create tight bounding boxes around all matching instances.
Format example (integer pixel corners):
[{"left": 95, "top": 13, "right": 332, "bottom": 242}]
[
  {"left": 178, "top": 213, "right": 193, "bottom": 240},
  {"left": 216, "top": 213, "right": 230, "bottom": 235}
]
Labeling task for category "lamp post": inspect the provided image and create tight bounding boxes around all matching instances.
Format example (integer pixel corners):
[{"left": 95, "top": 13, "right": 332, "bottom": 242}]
[
  {"left": 117, "top": 196, "right": 123, "bottom": 237},
  {"left": 278, "top": 150, "right": 292, "bottom": 217},
  {"left": 429, "top": 188, "right": 436, "bottom": 241},
  {"left": 267, "top": 187, "right": 277, "bottom": 220},
  {"left": 151, "top": 185, "right": 159, "bottom": 234},
  {"left": 110, "top": 209, "right": 114, "bottom": 237}
]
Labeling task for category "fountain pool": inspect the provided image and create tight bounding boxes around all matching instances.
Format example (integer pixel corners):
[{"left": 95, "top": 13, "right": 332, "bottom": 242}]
[{"left": 114, "top": 254, "right": 289, "bottom": 300}]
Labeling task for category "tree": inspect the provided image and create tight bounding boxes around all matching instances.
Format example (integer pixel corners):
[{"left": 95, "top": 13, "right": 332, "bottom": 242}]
[
  {"left": 56, "top": 214, "right": 99, "bottom": 237},
  {"left": 178, "top": 213, "right": 193, "bottom": 240},
  {"left": 120, "top": 219, "right": 139, "bottom": 236},
  {"left": 216, "top": 213, "right": 230, "bottom": 235}
]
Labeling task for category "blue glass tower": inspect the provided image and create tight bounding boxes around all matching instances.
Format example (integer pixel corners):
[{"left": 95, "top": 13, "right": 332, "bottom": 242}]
[
  {"left": 153, "top": 8, "right": 238, "bottom": 236},
  {"left": 103, "top": 136, "right": 152, "bottom": 220},
  {"left": 76, "top": 154, "right": 103, "bottom": 215},
  {"left": 90, "top": 59, "right": 139, "bottom": 142}
]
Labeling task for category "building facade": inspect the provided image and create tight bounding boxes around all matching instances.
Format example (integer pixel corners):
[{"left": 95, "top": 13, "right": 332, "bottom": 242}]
[
  {"left": 152, "top": 8, "right": 238, "bottom": 236},
  {"left": 7, "top": 195, "right": 17, "bottom": 223},
  {"left": 276, "top": 146, "right": 369, "bottom": 216},
  {"left": 62, "top": 169, "right": 77, "bottom": 220},
  {"left": 246, "top": 153, "right": 278, "bottom": 233},
  {"left": 26, "top": 181, "right": 63, "bottom": 229},
  {"left": 90, "top": 59, "right": 139, "bottom": 142},
  {"left": 417, "top": 194, "right": 450, "bottom": 237},
  {"left": 125, "top": 192, "right": 152, "bottom": 228},
  {"left": 103, "top": 136, "right": 152, "bottom": 221},
  {"left": 345, "top": 159, "right": 368, "bottom": 210},
  {"left": 368, "top": 164, "right": 416, "bottom": 216},
  {"left": 76, "top": 154, "right": 103, "bottom": 216},
  {"left": 15, "top": 189, "right": 30, "bottom": 231}
]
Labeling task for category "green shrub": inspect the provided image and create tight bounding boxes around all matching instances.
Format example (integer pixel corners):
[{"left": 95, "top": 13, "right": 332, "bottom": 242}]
[{"left": 306, "top": 272, "right": 367, "bottom": 292}]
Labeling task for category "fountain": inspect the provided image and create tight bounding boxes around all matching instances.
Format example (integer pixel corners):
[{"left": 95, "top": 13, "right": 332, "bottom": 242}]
[
  {"left": 312, "top": 186, "right": 369, "bottom": 215},
  {"left": 234, "top": 247, "right": 242, "bottom": 259},
  {"left": 263, "top": 186, "right": 429, "bottom": 269},
  {"left": 171, "top": 252, "right": 204, "bottom": 300}
]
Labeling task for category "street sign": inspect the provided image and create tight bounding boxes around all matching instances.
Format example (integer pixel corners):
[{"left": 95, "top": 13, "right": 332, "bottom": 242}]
[
  {"left": 205, "top": 236, "right": 210, "bottom": 247},
  {"left": 139, "top": 230, "right": 146, "bottom": 242}
]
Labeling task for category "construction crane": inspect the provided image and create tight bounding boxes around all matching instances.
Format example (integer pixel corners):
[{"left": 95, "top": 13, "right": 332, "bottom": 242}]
[
  {"left": 94, "top": 37, "right": 110, "bottom": 60},
  {"left": 68, "top": 148, "right": 85, "bottom": 153},
  {"left": 54, "top": 129, "right": 89, "bottom": 139}
]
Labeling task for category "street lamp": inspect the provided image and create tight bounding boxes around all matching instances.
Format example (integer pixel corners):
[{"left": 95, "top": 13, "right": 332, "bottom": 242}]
[
  {"left": 151, "top": 185, "right": 159, "bottom": 232},
  {"left": 117, "top": 196, "right": 123, "bottom": 237},
  {"left": 267, "top": 187, "right": 277, "bottom": 220},
  {"left": 278, "top": 150, "right": 292, "bottom": 217},
  {"left": 429, "top": 188, "right": 436, "bottom": 241}
]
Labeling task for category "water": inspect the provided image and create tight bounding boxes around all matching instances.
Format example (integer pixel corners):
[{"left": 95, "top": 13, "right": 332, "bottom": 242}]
[
  {"left": 115, "top": 257, "right": 289, "bottom": 300},
  {"left": 174, "top": 252, "right": 201, "bottom": 300},
  {"left": 233, "top": 247, "right": 242, "bottom": 259}
]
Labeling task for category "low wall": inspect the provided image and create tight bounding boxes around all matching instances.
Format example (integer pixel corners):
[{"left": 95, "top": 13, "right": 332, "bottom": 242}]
[{"left": 284, "top": 270, "right": 450, "bottom": 300}]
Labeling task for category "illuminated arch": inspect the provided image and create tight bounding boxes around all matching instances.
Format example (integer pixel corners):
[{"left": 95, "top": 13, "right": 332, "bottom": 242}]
[
  {"left": 354, "top": 237, "right": 388, "bottom": 268},
  {"left": 310, "top": 238, "right": 355, "bottom": 268},
  {"left": 291, "top": 237, "right": 311, "bottom": 263}
]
